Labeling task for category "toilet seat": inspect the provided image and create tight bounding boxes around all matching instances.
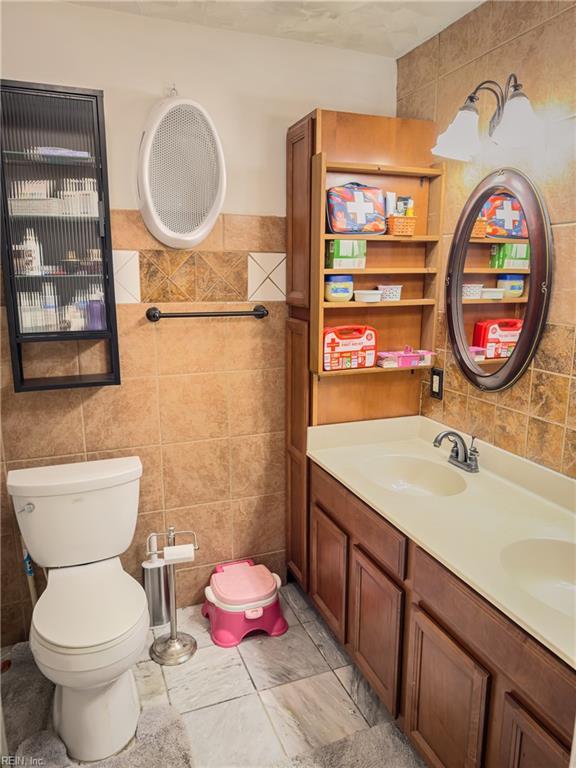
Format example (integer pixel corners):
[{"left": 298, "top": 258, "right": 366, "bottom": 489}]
[
  {"left": 33, "top": 557, "right": 148, "bottom": 651},
  {"left": 210, "top": 561, "right": 278, "bottom": 606}
]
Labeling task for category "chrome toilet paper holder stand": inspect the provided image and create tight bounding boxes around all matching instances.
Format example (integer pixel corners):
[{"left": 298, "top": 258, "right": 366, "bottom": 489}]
[{"left": 146, "top": 527, "right": 200, "bottom": 666}]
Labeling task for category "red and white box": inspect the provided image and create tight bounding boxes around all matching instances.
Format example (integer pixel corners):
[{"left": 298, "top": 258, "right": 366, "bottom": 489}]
[{"left": 323, "top": 325, "right": 377, "bottom": 371}]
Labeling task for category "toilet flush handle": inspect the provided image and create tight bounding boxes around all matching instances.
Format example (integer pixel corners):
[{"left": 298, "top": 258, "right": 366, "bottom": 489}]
[{"left": 17, "top": 503, "right": 34, "bottom": 514}]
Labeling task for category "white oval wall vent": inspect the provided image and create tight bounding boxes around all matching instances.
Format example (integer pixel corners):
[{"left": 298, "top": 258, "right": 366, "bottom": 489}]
[{"left": 138, "top": 98, "right": 226, "bottom": 248}]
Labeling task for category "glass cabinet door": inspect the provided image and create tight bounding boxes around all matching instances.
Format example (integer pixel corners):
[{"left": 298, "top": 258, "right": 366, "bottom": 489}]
[{"left": 2, "top": 86, "right": 109, "bottom": 337}]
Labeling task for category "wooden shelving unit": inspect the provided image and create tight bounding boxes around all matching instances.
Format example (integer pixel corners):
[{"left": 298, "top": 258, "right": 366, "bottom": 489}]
[
  {"left": 309, "top": 152, "right": 444, "bottom": 378},
  {"left": 469, "top": 237, "right": 529, "bottom": 245},
  {"left": 464, "top": 267, "right": 530, "bottom": 275}
]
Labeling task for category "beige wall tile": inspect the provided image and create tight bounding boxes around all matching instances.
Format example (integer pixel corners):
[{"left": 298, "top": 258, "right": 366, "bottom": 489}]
[
  {"left": 159, "top": 373, "right": 228, "bottom": 443},
  {"left": 226, "top": 368, "right": 285, "bottom": 436},
  {"left": 548, "top": 225, "right": 576, "bottom": 325},
  {"left": 488, "top": 1, "right": 560, "bottom": 50},
  {"left": 82, "top": 377, "right": 160, "bottom": 451},
  {"left": 420, "top": 381, "right": 444, "bottom": 421},
  {"left": 444, "top": 350, "right": 469, "bottom": 394},
  {"left": 2, "top": 390, "right": 84, "bottom": 461},
  {"left": 112, "top": 210, "right": 223, "bottom": 252},
  {"left": 562, "top": 427, "right": 576, "bottom": 477},
  {"left": 176, "top": 565, "right": 215, "bottom": 607},
  {"left": 165, "top": 501, "right": 233, "bottom": 567},
  {"left": 77, "top": 340, "right": 110, "bottom": 376},
  {"left": 567, "top": 378, "right": 576, "bottom": 429},
  {"left": 497, "top": 369, "right": 532, "bottom": 412},
  {"left": 86, "top": 445, "right": 163, "bottom": 514},
  {"left": 397, "top": 34, "right": 439, "bottom": 97},
  {"left": 225, "top": 302, "right": 287, "bottom": 371},
  {"left": 232, "top": 493, "right": 286, "bottom": 559},
  {"left": 466, "top": 397, "right": 496, "bottom": 443},
  {"left": 438, "top": 4, "right": 494, "bottom": 76},
  {"left": 526, "top": 417, "right": 564, "bottom": 470},
  {"left": 494, "top": 407, "right": 529, "bottom": 456},
  {"left": 156, "top": 311, "right": 229, "bottom": 375},
  {"left": 529, "top": 370, "right": 569, "bottom": 423},
  {"left": 396, "top": 85, "right": 437, "bottom": 122},
  {"left": 230, "top": 432, "right": 285, "bottom": 499},
  {"left": 223, "top": 215, "right": 286, "bottom": 252},
  {"left": 442, "top": 390, "right": 468, "bottom": 430},
  {"left": 162, "top": 439, "right": 230, "bottom": 509},
  {"left": 533, "top": 323, "right": 575, "bottom": 375},
  {"left": 116, "top": 304, "right": 158, "bottom": 378}
]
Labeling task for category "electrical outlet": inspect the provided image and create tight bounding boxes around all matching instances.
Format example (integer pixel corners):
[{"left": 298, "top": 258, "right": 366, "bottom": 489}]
[{"left": 430, "top": 367, "right": 444, "bottom": 400}]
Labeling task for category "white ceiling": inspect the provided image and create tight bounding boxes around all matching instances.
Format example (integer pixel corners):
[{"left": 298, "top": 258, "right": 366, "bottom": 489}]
[{"left": 76, "top": 1, "right": 483, "bottom": 58}]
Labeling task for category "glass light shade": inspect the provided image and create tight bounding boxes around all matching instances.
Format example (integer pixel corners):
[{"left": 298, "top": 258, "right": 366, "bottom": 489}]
[
  {"left": 432, "top": 105, "right": 481, "bottom": 161},
  {"left": 492, "top": 91, "right": 540, "bottom": 148}
]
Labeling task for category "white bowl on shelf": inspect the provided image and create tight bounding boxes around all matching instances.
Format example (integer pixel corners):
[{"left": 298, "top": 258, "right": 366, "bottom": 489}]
[
  {"left": 481, "top": 288, "right": 505, "bottom": 300},
  {"left": 354, "top": 290, "right": 382, "bottom": 303}
]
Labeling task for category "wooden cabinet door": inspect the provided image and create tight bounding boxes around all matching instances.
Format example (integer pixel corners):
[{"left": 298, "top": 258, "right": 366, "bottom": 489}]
[
  {"left": 286, "top": 115, "right": 313, "bottom": 307},
  {"left": 406, "top": 607, "right": 490, "bottom": 768},
  {"left": 286, "top": 317, "right": 309, "bottom": 589},
  {"left": 310, "top": 503, "right": 348, "bottom": 642},
  {"left": 349, "top": 546, "right": 403, "bottom": 716},
  {"left": 498, "top": 694, "right": 570, "bottom": 768}
]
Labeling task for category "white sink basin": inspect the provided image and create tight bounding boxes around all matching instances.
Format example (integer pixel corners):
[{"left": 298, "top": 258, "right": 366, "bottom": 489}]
[
  {"left": 500, "top": 539, "right": 576, "bottom": 617},
  {"left": 359, "top": 455, "right": 467, "bottom": 497}
]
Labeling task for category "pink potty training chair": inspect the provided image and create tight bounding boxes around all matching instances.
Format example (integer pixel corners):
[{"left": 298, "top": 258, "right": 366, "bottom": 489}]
[{"left": 202, "top": 560, "right": 288, "bottom": 648}]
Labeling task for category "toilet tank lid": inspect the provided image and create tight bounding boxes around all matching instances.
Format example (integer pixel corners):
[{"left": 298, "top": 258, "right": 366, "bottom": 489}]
[{"left": 7, "top": 457, "right": 142, "bottom": 497}]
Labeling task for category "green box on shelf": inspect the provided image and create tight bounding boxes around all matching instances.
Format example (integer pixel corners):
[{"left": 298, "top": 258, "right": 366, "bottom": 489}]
[
  {"left": 489, "top": 242, "right": 531, "bottom": 269},
  {"left": 325, "top": 239, "right": 367, "bottom": 269}
]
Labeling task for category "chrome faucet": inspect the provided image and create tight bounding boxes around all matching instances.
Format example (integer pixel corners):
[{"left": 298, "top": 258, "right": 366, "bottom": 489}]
[{"left": 433, "top": 430, "right": 479, "bottom": 473}]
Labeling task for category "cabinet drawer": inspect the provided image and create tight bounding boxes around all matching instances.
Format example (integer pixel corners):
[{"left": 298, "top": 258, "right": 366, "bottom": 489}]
[
  {"left": 310, "top": 463, "right": 406, "bottom": 581},
  {"left": 413, "top": 546, "right": 576, "bottom": 743}
]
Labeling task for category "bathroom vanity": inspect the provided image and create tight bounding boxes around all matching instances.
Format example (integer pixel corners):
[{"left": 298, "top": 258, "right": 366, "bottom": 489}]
[{"left": 306, "top": 416, "right": 575, "bottom": 768}]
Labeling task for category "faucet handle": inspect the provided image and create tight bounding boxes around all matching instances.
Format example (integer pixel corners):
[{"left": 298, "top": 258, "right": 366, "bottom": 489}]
[{"left": 469, "top": 435, "right": 478, "bottom": 453}]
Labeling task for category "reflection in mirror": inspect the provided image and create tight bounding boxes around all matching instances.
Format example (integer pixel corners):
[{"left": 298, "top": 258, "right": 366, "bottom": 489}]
[
  {"left": 446, "top": 168, "right": 552, "bottom": 393},
  {"left": 463, "top": 192, "right": 530, "bottom": 375}
]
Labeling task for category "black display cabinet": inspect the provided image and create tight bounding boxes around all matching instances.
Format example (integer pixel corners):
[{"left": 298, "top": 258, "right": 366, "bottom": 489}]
[{"left": 1, "top": 80, "right": 120, "bottom": 391}]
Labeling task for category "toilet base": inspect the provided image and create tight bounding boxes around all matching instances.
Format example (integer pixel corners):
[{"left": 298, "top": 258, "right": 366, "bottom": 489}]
[{"left": 53, "top": 669, "right": 140, "bottom": 762}]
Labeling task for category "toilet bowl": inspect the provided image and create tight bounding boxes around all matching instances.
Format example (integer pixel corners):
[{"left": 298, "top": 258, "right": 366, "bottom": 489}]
[{"left": 7, "top": 457, "right": 149, "bottom": 762}]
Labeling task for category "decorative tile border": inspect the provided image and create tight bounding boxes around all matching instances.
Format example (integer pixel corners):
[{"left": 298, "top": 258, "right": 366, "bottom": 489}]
[
  {"left": 112, "top": 250, "right": 141, "bottom": 304},
  {"left": 248, "top": 253, "right": 286, "bottom": 301}
]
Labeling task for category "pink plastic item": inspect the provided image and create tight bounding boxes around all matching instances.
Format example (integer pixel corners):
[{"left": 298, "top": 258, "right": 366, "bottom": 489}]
[{"left": 202, "top": 560, "right": 288, "bottom": 648}]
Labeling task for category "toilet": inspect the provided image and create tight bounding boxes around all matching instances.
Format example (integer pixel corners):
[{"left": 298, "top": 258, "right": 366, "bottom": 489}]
[{"left": 7, "top": 457, "right": 149, "bottom": 763}]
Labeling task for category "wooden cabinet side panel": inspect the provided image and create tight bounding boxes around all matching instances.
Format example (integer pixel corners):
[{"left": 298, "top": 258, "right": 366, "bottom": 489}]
[
  {"left": 406, "top": 607, "right": 489, "bottom": 768},
  {"left": 349, "top": 546, "right": 403, "bottom": 717},
  {"left": 286, "top": 116, "right": 313, "bottom": 307},
  {"left": 310, "top": 502, "right": 348, "bottom": 642},
  {"left": 286, "top": 317, "right": 309, "bottom": 588},
  {"left": 498, "top": 694, "right": 570, "bottom": 768}
]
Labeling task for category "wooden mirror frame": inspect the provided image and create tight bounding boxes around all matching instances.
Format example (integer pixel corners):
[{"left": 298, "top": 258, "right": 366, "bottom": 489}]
[{"left": 446, "top": 168, "right": 553, "bottom": 392}]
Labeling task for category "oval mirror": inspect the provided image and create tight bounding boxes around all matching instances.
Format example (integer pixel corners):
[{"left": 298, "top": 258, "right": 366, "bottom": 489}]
[{"left": 446, "top": 168, "right": 553, "bottom": 392}]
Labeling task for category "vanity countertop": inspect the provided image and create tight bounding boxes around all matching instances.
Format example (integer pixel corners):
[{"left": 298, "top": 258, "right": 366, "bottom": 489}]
[{"left": 307, "top": 416, "right": 576, "bottom": 668}]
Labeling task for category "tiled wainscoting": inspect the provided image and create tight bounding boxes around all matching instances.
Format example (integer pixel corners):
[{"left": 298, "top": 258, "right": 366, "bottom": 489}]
[
  {"left": 0, "top": 211, "right": 288, "bottom": 645},
  {"left": 396, "top": 1, "right": 576, "bottom": 477},
  {"left": 133, "top": 584, "right": 418, "bottom": 768}
]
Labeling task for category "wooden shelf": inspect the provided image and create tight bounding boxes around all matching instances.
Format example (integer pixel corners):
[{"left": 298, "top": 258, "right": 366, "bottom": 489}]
[
  {"left": 324, "top": 267, "right": 438, "bottom": 275},
  {"left": 469, "top": 237, "right": 529, "bottom": 245},
  {"left": 317, "top": 364, "right": 434, "bottom": 378},
  {"left": 323, "top": 299, "right": 436, "bottom": 309},
  {"left": 463, "top": 297, "right": 528, "bottom": 305},
  {"left": 464, "top": 268, "right": 530, "bottom": 274},
  {"left": 477, "top": 358, "right": 508, "bottom": 366},
  {"left": 326, "top": 161, "right": 443, "bottom": 178},
  {"left": 323, "top": 233, "right": 439, "bottom": 242}
]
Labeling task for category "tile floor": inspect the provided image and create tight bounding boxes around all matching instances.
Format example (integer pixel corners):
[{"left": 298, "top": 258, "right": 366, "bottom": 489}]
[{"left": 134, "top": 583, "right": 416, "bottom": 767}]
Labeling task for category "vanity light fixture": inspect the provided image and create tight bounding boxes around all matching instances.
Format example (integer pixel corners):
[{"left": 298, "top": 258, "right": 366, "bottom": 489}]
[{"left": 432, "top": 73, "right": 540, "bottom": 161}]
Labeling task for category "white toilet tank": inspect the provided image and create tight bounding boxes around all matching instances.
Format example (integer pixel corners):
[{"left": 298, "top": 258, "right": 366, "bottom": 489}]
[{"left": 7, "top": 457, "right": 142, "bottom": 568}]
